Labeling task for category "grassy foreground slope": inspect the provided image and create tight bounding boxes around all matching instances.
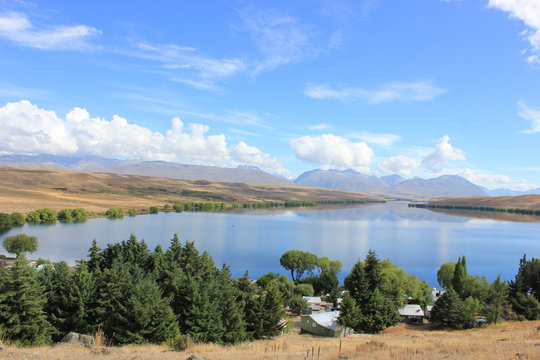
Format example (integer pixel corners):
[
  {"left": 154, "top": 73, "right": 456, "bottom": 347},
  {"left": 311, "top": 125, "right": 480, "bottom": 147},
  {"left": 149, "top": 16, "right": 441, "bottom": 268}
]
[
  {"left": 2, "top": 321, "right": 539, "bottom": 360},
  {"left": 427, "top": 195, "right": 540, "bottom": 211},
  {"left": 0, "top": 167, "right": 379, "bottom": 214}
]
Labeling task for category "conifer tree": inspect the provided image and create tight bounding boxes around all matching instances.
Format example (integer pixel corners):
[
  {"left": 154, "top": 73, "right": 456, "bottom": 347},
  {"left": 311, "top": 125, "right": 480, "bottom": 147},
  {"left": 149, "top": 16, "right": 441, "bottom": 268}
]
[
  {"left": 430, "top": 289, "right": 467, "bottom": 329},
  {"left": 338, "top": 292, "right": 361, "bottom": 332},
  {"left": 259, "top": 282, "right": 285, "bottom": 338},
  {"left": 0, "top": 255, "right": 52, "bottom": 345},
  {"left": 218, "top": 265, "right": 247, "bottom": 344},
  {"left": 112, "top": 277, "right": 178, "bottom": 344},
  {"left": 452, "top": 256, "right": 467, "bottom": 298}
]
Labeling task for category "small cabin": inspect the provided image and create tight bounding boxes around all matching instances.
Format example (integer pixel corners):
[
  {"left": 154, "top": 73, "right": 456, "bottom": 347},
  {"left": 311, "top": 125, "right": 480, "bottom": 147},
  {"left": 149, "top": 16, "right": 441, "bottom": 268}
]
[
  {"left": 398, "top": 304, "right": 424, "bottom": 324},
  {"left": 301, "top": 311, "right": 344, "bottom": 337}
]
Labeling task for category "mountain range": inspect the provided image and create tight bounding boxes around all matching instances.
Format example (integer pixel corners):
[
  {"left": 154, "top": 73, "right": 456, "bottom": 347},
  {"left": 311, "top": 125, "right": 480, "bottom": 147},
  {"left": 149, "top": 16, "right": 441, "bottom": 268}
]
[{"left": 0, "top": 154, "right": 536, "bottom": 199}]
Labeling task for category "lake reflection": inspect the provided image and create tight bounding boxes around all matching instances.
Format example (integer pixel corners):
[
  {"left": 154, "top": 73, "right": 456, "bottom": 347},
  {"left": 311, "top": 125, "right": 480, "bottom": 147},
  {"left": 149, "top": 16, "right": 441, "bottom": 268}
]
[{"left": 1, "top": 203, "right": 538, "bottom": 287}]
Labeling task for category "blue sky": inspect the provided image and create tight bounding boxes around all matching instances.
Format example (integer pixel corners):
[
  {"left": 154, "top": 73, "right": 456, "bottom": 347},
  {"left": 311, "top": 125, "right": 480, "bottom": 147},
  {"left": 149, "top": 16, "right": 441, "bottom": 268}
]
[{"left": 0, "top": 0, "right": 539, "bottom": 189}]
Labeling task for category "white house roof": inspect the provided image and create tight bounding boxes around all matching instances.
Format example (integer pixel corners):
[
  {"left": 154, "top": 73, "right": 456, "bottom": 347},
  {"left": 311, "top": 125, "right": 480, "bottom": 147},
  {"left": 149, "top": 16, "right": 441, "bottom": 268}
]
[
  {"left": 303, "top": 296, "right": 322, "bottom": 304},
  {"left": 308, "top": 311, "right": 341, "bottom": 330},
  {"left": 398, "top": 304, "right": 424, "bottom": 317}
]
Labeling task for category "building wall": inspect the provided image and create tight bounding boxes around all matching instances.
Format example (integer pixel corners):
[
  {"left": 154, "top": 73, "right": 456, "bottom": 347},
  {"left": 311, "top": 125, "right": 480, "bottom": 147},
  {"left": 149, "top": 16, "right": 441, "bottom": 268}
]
[{"left": 300, "top": 316, "right": 344, "bottom": 338}]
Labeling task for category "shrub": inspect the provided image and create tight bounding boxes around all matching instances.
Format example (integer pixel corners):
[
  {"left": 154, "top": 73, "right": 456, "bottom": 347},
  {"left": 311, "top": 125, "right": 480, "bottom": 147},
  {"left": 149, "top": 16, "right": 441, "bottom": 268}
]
[
  {"left": 105, "top": 207, "right": 124, "bottom": 219},
  {"left": 10, "top": 213, "right": 26, "bottom": 226},
  {"left": 128, "top": 208, "right": 136, "bottom": 216},
  {"left": 149, "top": 206, "right": 159, "bottom": 214},
  {"left": 294, "top": 283, "right": 315, "bottom": 297},
  {"left": 57, "top": 209, "right": 73, "bottom": 221},
  {"left": 173, "top": 203, "right": 184, "bottom": 212},
  {"left": 173, "top": 334, "right": 193, "bottom": 351}
]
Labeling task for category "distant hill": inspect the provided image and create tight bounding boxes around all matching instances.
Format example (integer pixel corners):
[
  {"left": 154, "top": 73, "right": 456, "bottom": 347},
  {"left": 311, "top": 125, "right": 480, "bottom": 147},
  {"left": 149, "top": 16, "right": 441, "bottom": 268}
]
[
  {"left": 380, "top": 174, "right": 405, "bottom": 186},
  {"left": 294, "top": 169, "right": 389, "bottom": 195},
  {"left": 0, "top": 155, "right": 293, "bottom": 186},
  {"left": 0, "top": 166, "right": 380, "bottom": 214},
  {"left": 294, "top": 169, "right": 486, "bottom": 199},
  {"left": 391, "top": 175, "right": 486, "bottom": 198},
  {"left": 426, "top": 195, "right": 540, "bottom": 211},
  {"left": 483, "top": 187, "right": 540, "bottom": 196}
]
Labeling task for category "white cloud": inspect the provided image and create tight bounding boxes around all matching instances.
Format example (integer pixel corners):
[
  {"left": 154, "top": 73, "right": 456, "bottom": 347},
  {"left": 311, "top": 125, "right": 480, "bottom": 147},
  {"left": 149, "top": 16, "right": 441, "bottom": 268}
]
[
  {"left": 518, "top": 100, "right": 540, "bottom": 133},
  {"left": 457, "top": 168, "right": 510, "bottom": 188},
  {"left": 350, "top": 131, "right": 401, "bottom": 147},
  {"left": 488, "top": 0, "right": 540, "bottom": 64},
  {"left": 0, "top": 100, "right": 286, "bottom": 173},
  {"left": 377, "top": 156, "right": 421, "bottom": 177},
  {"left": 0, "top": 12, "right": 100, "bottom": 50},
  {"left": 128, "top": 42, "right": 245, "bottom": 91},
  {"left": 239, "top": 10, "right": 320, "bottom": 73},
  {"left": 231, "top": 141, "right": 287, "bottom": 174},
  {"left": 290, "top": 134, "right": 374, "bottom": 172},
  {"left": 304, "top": 80, "right": 446, "bottom": 103},
  {"left": 308, "top": 123, "right": 332, "bottom": 131},
  {"left": 421, "top": 135, "right": 466, "bottom": 172}
]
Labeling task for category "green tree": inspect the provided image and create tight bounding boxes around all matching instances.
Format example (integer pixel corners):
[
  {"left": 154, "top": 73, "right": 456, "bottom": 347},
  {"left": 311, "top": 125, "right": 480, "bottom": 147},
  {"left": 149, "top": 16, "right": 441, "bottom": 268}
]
[
  {"left": 294, "top": 283, "right": 314, "bottom": 297},
  {"left": 289, "top": 294, "right": 308, "bottom": 314},
  {"left": 149, "top": 206, "right": 159, "bottom": 214},
  {"left": 362, "top": 288, "right": 400, "bottom": 333},
  {"left": 57, "top": 208, "right": 73, "bottom": 221},
  {"left": 2, "top": 234, "right": 38, "bottom": 257},
  {"left": 452, "top": 256, "right": 467, "bottom": 298},
  {"left": 128, "top": 208, "right": 136, "bottom": 216},
  {"left": 260, "top": 283, "right": 285, "bottom": 338},
  {"left": 430, "top": 289, "right": 467, "bottom": 329},
  {"left": 105, "top": 207, "right": 124, "bottom": 219},
  {"left": 483, "top": 275, "right": 508, "bottom": 324},
  {"left": 338, "top": 292, "right": 362, "bottom": 332},
  {"left": 437, "top": 262, "right": 456, "bottom": 290},
  {"left": 0, "top": 213, "right": 13, "bottom": 231},
  {"left": 71, "top": 208, "right": 88, "bottom": 221},
  {"left": 280, "top": 250, "right": 318, "bottom": 283},
  {"left": 508, "top": 255, "right": 540, "bottom": 320},
  {"left": 0, "top": 255, "right": 52, "bottom": 345},
  {"left": 10, "top": 212, "right": 26, "bottom": 226}
]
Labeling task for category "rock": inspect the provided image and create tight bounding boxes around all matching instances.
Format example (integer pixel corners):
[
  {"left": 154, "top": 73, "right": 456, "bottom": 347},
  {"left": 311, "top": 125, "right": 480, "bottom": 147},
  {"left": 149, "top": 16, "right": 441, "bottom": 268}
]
[
  {"left": 59, "top": 332, "right": 95, "bottom": 349},
  {"left": 101, "top": 347, "right": 112, "bottom": 355},
  {"left": 186, "top": 354, "right": 207, "bottom": 360}
]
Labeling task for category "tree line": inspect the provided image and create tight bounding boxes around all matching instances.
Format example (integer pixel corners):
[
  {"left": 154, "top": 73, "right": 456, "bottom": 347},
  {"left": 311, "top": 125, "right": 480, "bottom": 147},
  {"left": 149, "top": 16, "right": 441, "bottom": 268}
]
[
  {"left": 409, "top": 203, "right": 540, "bottom": 216},
  {"left": 0, "top": 234, "right": 286, "bottom": 347}
]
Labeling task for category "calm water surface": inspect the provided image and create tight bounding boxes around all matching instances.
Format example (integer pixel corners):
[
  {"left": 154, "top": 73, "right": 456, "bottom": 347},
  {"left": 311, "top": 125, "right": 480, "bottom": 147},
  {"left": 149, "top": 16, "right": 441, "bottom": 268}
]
[{"left": 1, "top": 203, "right": 539, "bottom": 287}]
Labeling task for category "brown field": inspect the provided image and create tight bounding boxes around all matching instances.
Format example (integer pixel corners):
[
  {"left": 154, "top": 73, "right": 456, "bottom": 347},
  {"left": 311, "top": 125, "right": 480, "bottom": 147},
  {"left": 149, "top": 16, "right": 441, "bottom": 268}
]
[
  {"left": 1, "top": 321, "right": 539, "bottom": 360},
  {"left": 0, "top": 167, "right": 379, "bottom": 215},
  {"left": 428, "top": 195, "right": 540, "bottom": 211}
]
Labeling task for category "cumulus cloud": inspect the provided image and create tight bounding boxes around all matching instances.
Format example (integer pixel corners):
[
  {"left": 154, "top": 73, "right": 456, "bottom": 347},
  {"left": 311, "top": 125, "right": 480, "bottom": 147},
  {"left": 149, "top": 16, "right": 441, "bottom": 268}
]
[
  {"left": 377, "top": 156, "right": 421, "bottom": 177},
  {"left": 457, "top": 168, "right": 510, "bottom": 188},
  {"left": 518, "top": 100, "right": 540, "bottom": 133},
  {"left": 488, "top": 0, "right": 540, "bottom": 64},
  {"left": 290, "top": 134, "right": 374, "bottom": 172},
  {"left": 421, "top": 135, "right": 466, "bottom": 172},
  {"left": 304, "top": 80, "right": 446, "bottom": 103},
  {"left": 0, "top": 12, "right": 100, "bottom": 50},
  {"left": 231, "top": 141, "right": 287, "bottom": 174},
  {"left": 0, "top": 100, "right": 285, "bottom": 173}
]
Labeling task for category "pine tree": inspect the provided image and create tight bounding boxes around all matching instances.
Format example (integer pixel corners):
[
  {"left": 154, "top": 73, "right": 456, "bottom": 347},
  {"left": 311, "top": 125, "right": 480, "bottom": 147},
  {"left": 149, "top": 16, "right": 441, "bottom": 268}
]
[
  {"left": 0, "top": 255, "right": 52, "bottom": 345},
  {"left": 87, "top": 239, "right": 102, "bottom": 273},
  {"left": 260, "top": 283, "right": 285, "bottom": 338},
  {"left": 112, "top": 277, "right": 178, "bottom": 344},
  {"left": 452, "top": 256, "right": 467, "bottom": 298},
  {"left": 218, "top": 265, "right": 247, "bottom": 344},
  {"left": 362, "top": 288, "right": 400, "bottom": 333},
  {"left": 236, "top": 271, "right": 262, "bottom": 340},
  {"left": 338, "top": 292, "right": 362, "bottom": 332},
  {"left": 430, "top": 289, "right": 467, "bottom": 329}
]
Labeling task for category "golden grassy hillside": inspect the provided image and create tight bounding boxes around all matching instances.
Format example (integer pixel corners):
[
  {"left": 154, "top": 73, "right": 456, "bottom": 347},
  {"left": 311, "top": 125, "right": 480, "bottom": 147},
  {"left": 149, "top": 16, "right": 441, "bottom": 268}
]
[
  {"left": 0, "top": 167, "right": 379, "bottom": 214},
  {"left": 1, "top": 321, "right": 539, "bottom": 360},
  {"left": 428, "top": 195, "right": 540, "bottom": 211}
]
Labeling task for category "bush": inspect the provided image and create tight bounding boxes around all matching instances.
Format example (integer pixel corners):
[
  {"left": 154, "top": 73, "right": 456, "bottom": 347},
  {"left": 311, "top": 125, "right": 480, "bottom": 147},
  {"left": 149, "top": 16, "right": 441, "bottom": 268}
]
[
  {"left": 149, "top": 206, "right": 159, "bottom": 214},
  {"left": 57, "top": 209, "right": 73, "bottom": 221},
  {"left": 71, "top": 208, "right": 88, "bottom": 221},
  {"left": 173, "top": 334, "right": 193, "bottom": 351},
  {"left": 294, "top": 283, "right": 314, "bottom": 297},
  {"left": 10, "top": 213, "right": 26, "bottom": 226},
  {"left": 0, "top": 213, "right": 13, "bottom": 231},
  {"left": 128, "top": 208, "right": 136, "bottom": 216},
  {"left": 173, "top": 203, "right": 184, "bottom": 212},
  {"left": 289, "top": 294, "right": 309, "bottom": 314},
  {"left": 105, "top": 207, "right": 124, "bottom": 219},
  {"left": 26, "top": 208, "right": 57, "bottom": 223}
]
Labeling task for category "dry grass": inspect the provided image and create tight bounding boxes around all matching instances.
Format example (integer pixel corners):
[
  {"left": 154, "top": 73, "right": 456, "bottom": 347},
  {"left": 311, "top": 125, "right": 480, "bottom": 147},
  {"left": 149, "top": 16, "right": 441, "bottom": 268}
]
[
  {"left": 1, "top": 321, "right": 539, "bottom": 360},
  {"left": 0, "top": 166, "right": 379, "bottom": 214},
  {"left": 429, "top": 195, "right": 540, "bottom": 211}
]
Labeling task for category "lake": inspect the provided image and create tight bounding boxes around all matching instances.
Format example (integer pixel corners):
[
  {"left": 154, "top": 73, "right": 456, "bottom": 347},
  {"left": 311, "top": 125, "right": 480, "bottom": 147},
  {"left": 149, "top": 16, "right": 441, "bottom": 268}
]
[{"left": 1, "top": 202, "right": 539, "bottom": 287}]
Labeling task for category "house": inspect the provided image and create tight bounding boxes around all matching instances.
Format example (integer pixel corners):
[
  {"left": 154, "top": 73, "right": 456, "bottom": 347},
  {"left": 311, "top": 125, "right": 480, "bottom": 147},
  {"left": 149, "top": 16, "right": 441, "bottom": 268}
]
[
  {"left": 303, "top": 296, "right": 322, "bottom": 312},
  {"left": 425, "top": 305, "right": 433, "bottom": 317},
  {"left": 301, "top": 311, "right": 345, "bottom": 337},
  {"left": 432, "top": 288, "right": 445, "bottom": 302},
  {"left": 398, "top": 304, "right": 424, "bottom": 324}
]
